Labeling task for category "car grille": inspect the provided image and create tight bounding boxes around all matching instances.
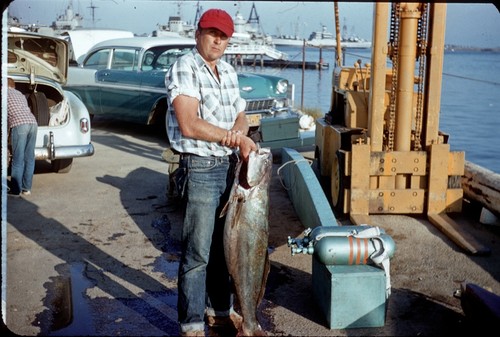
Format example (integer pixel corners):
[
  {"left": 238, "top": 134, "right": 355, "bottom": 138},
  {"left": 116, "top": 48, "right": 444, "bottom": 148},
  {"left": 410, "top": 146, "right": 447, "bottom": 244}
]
[{"left": 245, "top": 99, "right": 275, "bottom": 113}]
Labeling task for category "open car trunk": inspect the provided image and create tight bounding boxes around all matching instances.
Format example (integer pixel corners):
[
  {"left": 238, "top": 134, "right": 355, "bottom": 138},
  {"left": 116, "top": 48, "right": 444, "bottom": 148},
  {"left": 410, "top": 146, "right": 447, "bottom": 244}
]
[{"left": 14, "top": 82, "right": 67, "bottom": 127}]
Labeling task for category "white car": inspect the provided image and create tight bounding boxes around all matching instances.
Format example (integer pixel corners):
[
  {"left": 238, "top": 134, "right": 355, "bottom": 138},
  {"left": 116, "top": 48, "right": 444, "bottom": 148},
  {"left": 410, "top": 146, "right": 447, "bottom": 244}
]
[{"left": 7, "top": 31, "right": 94, "bottom": 173}]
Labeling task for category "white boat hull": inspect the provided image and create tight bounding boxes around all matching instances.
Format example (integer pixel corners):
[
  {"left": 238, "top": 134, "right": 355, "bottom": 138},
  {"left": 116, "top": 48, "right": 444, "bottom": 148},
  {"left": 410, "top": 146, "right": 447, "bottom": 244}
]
[
  {"left": 307, "top": 39, "right": 371, "bottom": 49},
  {"left": 273, "top": 38, "right": 306, "bottom": 47}
]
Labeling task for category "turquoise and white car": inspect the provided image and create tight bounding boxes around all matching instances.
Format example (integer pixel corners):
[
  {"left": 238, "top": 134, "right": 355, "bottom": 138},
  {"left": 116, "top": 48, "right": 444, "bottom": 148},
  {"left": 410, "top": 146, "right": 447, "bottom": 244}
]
[
  {"left": 7, "top": 32, "right": 94, "bottom": 173},
  {"left": 64, "top": 36, "right": 294, "bottom": 132}
]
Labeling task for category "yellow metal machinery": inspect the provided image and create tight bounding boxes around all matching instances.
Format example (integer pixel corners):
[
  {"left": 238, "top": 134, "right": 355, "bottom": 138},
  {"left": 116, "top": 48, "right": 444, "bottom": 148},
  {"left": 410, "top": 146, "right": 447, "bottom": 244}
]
[{"left": 315, "top": 2, "right": 488, "bottom": 254}]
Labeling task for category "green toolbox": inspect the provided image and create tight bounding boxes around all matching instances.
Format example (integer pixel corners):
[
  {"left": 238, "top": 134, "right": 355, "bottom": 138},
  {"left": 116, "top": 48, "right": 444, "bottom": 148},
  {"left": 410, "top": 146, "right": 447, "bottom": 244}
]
[
  {"left": 260, "top": 115, "right": 299, "bottom": 141},
  {"left": 312, "top": 258, "right": 387, "bottom": 329}
]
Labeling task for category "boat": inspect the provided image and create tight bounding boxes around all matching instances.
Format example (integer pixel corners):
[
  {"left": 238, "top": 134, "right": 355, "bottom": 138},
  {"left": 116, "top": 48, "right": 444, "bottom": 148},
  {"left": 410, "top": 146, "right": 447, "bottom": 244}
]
[
  {"left": 225, "top": 5, "right": 287, "bottom": 61},
  {"left": 153, "top": 1, "right": 287, "bottom": 61},
  {"left": 153, "top": 1, "right": 268, "bottom": 43},
  {"left": 307, "top": 25, "right": 337, "bottom": 48},
  {"left": 7, "top": 15, "right": 27, "bottom": 32},
  {"left": 51, "top": 0, "right": 84, "bottom": 32},
  {"left": 152, "top": 1, "right": 197, "bottom": 38},
  {"left": 272, "top": 21, "right": 307, "bottom": 47},
  {"left": 40, "top": 0, "right": 85, "bottom": 36},
  {"left": 153, "top": 16, "right": 195, "bottom": 38},
  {"left": 226, "top": 2, "right": 288, "bottom": 60},
  {"left": 307, "top": 24, "right": 371, "bottom": 49},
  {"left": 8, "top": 0, "right": 86, "bottom": 37},
  {"left": 272, "top": 34, "right": 306, "bottom": 47},
  {"left": 230, "top": 7, "right": 272, "bottom": 46}
]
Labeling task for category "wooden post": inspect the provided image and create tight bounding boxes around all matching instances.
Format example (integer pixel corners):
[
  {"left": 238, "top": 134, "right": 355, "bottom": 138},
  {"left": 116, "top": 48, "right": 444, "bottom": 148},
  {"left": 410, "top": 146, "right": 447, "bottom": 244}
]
[
  {"left": 319, "top": 47, "right": 323, "bottom": 70},
  {"left": 301, "top": 39, "right": 306, "bottom": 111}
]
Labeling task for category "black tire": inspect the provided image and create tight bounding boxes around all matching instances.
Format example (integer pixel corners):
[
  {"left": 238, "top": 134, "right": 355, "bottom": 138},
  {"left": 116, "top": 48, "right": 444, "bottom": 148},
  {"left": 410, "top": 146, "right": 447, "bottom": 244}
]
[
  {"left": 331, "top": 150, "right": 348, "bottom": 216},
  {"left": 27, "top": 92, "right": 50, "bottom": 126},
  {"left": 314, "top": 145, "right": 330, "bottom": 195},
  {"left": 51, "top": 158, "right": 73, "bottom": 174},
  {"left": 150, "top": 100, "right": 167, "bottom": 136},
  {"left": 314, "top": 146, "right": 321, "bottom": 174}
]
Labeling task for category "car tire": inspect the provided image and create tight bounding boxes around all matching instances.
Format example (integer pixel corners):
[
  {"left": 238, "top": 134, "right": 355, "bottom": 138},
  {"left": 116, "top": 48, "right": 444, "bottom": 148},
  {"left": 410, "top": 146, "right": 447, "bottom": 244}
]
[
  {"left": 27, "top": 92, "right": 50, "bottom": 126},
  {"left": 51, "top": 158, "right": 73, "bottom": 173},
  {"left": 331, "top": 150, "right": 348, "bottom": 216}
]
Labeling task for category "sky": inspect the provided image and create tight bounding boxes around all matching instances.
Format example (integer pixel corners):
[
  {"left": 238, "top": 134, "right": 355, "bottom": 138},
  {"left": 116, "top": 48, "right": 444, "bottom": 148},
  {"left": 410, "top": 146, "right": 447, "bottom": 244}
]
[{"left": 6, "top": 0, "right": 500, "bottom": 48}]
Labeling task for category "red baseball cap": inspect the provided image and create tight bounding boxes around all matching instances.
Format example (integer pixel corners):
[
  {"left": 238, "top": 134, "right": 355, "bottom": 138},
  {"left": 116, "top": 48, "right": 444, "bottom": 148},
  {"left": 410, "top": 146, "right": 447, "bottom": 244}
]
[{"left": 198, "top": 9, "right": 234, "bottom": 37}]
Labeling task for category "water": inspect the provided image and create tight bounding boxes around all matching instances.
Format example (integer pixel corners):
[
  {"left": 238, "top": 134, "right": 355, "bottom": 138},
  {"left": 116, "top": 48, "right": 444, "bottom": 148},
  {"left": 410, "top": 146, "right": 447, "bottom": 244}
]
[{"left": 237, "top": 46, "right": 500, "bottom": 174}]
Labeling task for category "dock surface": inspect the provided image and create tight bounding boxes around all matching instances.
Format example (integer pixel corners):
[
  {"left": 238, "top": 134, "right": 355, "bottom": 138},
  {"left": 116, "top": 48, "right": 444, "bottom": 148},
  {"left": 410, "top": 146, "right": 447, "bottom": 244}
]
[{"left": 3, "top": 117, "right": 500, "bottom": 336}]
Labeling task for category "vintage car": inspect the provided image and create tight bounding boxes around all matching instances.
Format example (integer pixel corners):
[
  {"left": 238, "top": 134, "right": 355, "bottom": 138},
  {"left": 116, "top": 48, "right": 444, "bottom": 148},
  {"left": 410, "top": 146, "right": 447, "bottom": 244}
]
[
  {"left": 7, "top": 32, "right": 94, "bottom": 173},
  {"left": 63, "top": 36, "right": 294, "bottom": 133},
  {"left": 58, "top": 29, "right": 135, "bottom": 65}
]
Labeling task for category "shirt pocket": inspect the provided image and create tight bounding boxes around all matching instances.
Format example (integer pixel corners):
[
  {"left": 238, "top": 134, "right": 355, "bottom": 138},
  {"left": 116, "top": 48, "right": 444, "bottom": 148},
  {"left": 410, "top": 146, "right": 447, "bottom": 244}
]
[{"left": 200, "top": 89, "right": 222, "bottom": 123}]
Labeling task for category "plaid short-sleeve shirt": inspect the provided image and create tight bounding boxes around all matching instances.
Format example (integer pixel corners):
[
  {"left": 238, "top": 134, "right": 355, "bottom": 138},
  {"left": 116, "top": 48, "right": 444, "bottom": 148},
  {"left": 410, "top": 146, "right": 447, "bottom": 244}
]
[
  {"left": 7, "top": 87, "right": 37, "bottom": 129},
  {"left": 165, "top": 48, "right": 246, "bottom": 157}
]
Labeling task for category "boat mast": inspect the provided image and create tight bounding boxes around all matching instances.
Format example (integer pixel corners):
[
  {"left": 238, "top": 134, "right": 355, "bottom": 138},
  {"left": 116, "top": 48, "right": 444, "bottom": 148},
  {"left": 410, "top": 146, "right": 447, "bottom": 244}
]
[
  {"left": 88, "top": 0, "right": 98, "bottom": 27},
  {"left": 247, "top": 2, "right": 265, "bottom": 36},
  {"left": 193, "top": 1, "right": 202, "bottom": 27}
]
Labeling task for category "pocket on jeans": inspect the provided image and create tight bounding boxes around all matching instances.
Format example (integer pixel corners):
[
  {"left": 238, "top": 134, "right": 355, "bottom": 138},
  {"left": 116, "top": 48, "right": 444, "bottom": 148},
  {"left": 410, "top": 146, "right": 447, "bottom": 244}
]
[{"left": 188, "top": 156, "right": 217, "bottom": 171}]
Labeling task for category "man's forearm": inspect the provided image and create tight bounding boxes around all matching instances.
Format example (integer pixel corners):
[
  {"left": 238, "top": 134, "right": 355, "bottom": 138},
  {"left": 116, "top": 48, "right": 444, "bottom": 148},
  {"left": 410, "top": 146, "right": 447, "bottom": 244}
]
[{"left": 232, "top": 111, "right": 250, "bottom": 135}]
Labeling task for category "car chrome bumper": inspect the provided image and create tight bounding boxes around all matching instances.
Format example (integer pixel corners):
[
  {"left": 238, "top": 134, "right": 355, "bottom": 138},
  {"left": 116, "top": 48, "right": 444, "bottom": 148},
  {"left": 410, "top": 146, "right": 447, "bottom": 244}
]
[{"left": 35, "top": 143, "right": 95, "bottom": 160}]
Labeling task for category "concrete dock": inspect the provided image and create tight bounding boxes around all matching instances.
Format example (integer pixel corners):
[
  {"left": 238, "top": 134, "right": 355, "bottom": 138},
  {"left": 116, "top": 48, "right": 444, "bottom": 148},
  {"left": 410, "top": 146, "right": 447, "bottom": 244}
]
[{"left": 3, "top": 117, "right": 500, "bottom": 336}]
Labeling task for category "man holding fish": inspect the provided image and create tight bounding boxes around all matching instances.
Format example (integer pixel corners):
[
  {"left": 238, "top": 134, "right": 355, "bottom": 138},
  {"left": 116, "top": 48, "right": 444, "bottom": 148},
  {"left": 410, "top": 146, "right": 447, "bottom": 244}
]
[{"left": 165, "top": 8, "right": 263, "bottom": 337}]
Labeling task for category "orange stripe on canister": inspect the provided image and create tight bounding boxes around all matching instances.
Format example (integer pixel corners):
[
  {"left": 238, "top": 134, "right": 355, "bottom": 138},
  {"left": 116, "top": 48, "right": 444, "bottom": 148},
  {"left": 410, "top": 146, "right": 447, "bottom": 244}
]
[
  {"left": 348, "top": 236, "right": 353, "bottom": 264},
  {"left": 356, "top": 238, "right": 361, "bottom": 264}
]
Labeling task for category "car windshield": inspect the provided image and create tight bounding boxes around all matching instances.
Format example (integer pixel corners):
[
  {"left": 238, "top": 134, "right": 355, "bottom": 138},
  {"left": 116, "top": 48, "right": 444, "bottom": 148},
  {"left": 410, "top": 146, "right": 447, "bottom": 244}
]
[{"left": 142, "top": 45, "right": 192, "bottom": 71}]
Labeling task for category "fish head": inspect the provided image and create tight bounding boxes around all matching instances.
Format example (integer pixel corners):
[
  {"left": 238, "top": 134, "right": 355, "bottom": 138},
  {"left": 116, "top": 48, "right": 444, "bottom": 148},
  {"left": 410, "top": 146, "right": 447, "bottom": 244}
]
[{"left": 246, "top": 147, "right": 273, "bottom": 187}]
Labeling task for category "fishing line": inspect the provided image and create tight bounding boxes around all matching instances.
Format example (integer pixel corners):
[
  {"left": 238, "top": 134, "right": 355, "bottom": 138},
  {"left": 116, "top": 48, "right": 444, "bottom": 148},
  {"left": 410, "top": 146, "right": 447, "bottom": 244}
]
[{"left": 277, "top": 158, "right": 313, "bottom": 190}]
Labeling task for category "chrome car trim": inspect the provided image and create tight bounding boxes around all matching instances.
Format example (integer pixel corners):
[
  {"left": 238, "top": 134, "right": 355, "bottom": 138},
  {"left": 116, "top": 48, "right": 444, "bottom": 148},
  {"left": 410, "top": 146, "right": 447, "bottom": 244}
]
[
  {"left": 80, "top": 118, "right": 90, "bottom": 133},
  {"left": 35, "top": 144, "right": 95, "bottom": 160}
]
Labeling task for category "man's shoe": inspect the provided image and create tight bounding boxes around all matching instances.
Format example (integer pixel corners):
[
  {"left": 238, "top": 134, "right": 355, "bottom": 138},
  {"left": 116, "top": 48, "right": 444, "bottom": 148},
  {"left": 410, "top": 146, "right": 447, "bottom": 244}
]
[
  {"left": 8, "top": 190, "right": 20, "bottom": 197},
  {"left": 22, "top": 190, "right": 31, "bottom": 196},
  {"left": 206, "top": 311, "right": 243, "bottom": 329}
]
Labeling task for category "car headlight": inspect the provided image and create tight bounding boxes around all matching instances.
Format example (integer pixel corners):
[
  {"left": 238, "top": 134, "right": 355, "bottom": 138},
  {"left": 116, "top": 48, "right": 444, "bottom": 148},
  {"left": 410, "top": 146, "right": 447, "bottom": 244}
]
[{"left": 276, "top": 79, "right": 288, "bottom": 94}]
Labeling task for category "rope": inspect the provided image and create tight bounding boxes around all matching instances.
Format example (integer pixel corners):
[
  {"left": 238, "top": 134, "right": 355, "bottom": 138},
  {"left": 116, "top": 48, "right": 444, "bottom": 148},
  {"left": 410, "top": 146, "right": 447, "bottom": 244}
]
[
  {"left": 443, "top": 72, "right": 500, "bottom": 86},
  {"left": 277, "top": 158, "right": 313, "bottom": 190}
]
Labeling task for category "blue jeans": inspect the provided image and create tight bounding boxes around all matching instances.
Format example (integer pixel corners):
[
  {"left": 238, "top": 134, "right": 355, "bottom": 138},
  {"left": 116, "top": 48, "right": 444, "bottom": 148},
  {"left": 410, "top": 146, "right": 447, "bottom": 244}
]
[
  {"left": 10, "top": 123, "right": 37, "bottom": 194},
  {"left": 177, "top": 154, "right": 236, "bottom": 333}
]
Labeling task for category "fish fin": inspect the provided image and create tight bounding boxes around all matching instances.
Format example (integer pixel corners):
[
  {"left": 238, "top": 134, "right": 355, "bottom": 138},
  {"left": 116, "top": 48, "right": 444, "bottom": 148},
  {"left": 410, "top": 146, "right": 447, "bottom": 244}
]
[
  {"left": 220, "top": 200, "right": 230, "bottom": 218},
  {"left": 256, "top": 250, "right": 270, "bottom": 306},
  {"left": 231, "top": 198, "right": 245, "bottom": 229}
]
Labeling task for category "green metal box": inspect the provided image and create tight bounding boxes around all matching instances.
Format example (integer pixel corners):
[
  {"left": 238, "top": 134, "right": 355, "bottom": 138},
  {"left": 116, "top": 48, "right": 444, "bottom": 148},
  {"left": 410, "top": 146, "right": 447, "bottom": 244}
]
[
  {"left": 260, "top": 115, "right": 299, "bottom": 142},
  {"left": 312, "top": 257, "right": 387, "bottom": 329}
]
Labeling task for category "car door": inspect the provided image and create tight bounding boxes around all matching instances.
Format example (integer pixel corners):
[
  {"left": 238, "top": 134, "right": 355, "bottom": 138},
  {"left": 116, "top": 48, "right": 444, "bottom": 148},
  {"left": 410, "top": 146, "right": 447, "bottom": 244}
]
[
  {"left": 96, "top": 47, "right": 149, "bottom": 123},
  {"left": 66, "top": 48, "right": 110, "bottom": 115}
]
